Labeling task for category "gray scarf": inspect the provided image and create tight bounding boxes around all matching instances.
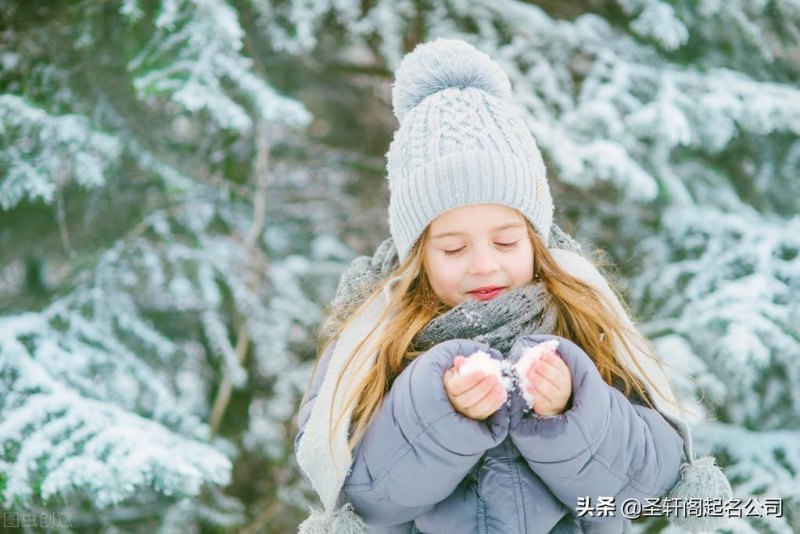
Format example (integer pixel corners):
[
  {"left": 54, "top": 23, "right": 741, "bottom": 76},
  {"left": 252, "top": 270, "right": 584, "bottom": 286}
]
[{"left": 413, "top": 282, "right": 556, "bottom": 355}]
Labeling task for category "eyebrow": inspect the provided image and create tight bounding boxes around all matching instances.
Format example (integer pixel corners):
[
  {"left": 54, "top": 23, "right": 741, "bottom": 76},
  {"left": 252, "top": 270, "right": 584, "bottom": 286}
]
[{"left": 431, "top": 222, "right": 525, "bottom": 240}]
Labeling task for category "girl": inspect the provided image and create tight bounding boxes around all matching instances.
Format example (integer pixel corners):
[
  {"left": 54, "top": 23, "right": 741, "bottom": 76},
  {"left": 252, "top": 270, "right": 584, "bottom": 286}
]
[{"left": 295, "top": 38, "right": 730, "bottom": 533}]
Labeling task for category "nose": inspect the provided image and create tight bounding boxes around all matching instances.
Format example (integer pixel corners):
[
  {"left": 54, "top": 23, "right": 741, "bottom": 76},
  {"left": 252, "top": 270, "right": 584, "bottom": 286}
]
[{"left": 467, "top": 245, "right": 501, "bottom": 275}]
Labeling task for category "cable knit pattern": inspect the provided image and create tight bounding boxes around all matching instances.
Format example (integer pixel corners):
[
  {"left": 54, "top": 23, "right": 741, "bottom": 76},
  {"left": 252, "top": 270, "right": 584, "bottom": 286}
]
[{"left": 385, "top": 38, "right": 554, "bottom": 262}]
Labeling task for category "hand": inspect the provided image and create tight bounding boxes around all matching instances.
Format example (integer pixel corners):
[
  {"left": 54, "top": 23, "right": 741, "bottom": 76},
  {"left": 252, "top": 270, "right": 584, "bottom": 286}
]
[
  {"left": 523, "top": 350, "right": 573, "bottom": 416},
  {"left": 444, "top": 355, "right": 508, "bottom": 421}
]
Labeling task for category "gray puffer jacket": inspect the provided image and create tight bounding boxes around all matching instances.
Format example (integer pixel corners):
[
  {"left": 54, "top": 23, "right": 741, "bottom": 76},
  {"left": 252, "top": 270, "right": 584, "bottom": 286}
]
[{"left": 295, "top": 334, "right": 684, "bottom": 533}]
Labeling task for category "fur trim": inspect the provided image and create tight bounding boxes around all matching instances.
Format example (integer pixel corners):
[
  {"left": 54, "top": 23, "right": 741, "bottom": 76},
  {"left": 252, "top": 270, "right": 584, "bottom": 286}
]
[{"left": 296, "top": 276, "right": 403, "bottom": 511}]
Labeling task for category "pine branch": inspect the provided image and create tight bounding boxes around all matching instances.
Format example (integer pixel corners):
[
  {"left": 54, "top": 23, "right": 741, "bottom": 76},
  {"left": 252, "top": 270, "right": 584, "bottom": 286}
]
[{"left": 210, "top": 120, "right": 271, "bottom": 434}]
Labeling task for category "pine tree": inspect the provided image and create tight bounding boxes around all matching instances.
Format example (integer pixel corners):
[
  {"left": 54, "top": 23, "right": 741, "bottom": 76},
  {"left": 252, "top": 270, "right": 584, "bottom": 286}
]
[{"left": 1, "top": 0, "right": 320, "bottom": 530}]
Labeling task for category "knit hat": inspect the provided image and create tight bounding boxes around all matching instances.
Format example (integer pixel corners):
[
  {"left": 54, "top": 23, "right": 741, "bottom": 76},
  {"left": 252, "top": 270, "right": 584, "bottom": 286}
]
[{"left": 386, "top": 38, "right": 553, "bottom": 263}]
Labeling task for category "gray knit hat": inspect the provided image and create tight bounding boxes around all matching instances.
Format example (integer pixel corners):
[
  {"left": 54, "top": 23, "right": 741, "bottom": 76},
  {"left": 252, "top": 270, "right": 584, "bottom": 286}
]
[{"left": 386, "top": 38, "right": 554, "bottom": 263}]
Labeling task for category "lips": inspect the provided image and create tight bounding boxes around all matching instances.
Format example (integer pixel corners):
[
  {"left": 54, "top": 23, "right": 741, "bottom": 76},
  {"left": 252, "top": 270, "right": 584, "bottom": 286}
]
[{"left": 467, "top": 286, "right": 506, "bottom": 301}]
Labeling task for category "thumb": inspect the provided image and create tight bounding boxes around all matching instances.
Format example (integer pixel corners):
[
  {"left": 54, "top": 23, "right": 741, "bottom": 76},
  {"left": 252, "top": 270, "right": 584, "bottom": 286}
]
[{"left": 453, "top": 355, "right": 466, "bottom": 373}]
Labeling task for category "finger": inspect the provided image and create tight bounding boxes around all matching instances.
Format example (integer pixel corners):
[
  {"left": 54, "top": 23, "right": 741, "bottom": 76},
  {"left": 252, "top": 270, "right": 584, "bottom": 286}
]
[
  {"left": 491, "top": 384, "right": 508, "bottom": 410},
  {"left": 539, "top": 354, "right": 572, "bottom": 392},
  {"left": 542, "top": 351, "right": 571, "bottom": 376},
  {"left": 468, "top": 383, "right": 507, "bottom": 417},
  {"left": 453, "top": 355, "right": 466, "bottom": 372},
  {"left": 529, "top": 373, "right": 561, "bottom": 403},
  {"left": 527, "top": 358, "right": 565, "bottom": 391},
  {"left": 527, "top": 386, "right": 552, "bottom": 412},
  {"left": 463, "top": 391, "right": 493, "bottom": 421},
  {"left": 459, "top": 375, "right": 500, "bottom": 409},
  {"left": 450, "top": 369, "right": 490, "bottom": 396},
  {"left": 480, "top": 382, "right": 507, "bottom": 409},
  {"left": 474, "top": 400, "right": 500, "bottom": 421},
  {"left": 443, "top": 368, "right": 456, "bottom": 392},
  {"left": 458, "top": 376, "right": 501, "bottom": 409}
]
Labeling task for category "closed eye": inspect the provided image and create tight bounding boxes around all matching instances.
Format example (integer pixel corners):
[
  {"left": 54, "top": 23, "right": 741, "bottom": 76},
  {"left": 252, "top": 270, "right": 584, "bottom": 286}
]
[{"left": 443, "top": 241, "right": 519, "bottom": 256}]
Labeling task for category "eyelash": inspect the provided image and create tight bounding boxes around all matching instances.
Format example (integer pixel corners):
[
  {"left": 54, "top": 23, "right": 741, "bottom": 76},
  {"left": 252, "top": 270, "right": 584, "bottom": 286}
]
[{"left": 443, "top": 241, "right": 519, "bottom": 256}]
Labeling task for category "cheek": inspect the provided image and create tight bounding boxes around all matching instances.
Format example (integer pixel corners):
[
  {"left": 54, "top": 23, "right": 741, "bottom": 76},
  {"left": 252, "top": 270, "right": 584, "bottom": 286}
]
[
  {"left": 431, "top": 261, "right": 459, "bottom": 288},
  {"left": 426, "top": 256, "right": 462, "bottom": 293},
  {"left": 511, "top": 245, "right": 535, "bottom": 282}
]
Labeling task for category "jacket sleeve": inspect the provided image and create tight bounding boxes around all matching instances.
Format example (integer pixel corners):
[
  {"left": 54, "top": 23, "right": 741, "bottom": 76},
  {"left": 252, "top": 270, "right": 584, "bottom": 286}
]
[
  {"left": 297, "top": 337, "right": 509, "bottom": 527},
  {"left": 508, "top": 334, "right": 684, "bottom": 522}
]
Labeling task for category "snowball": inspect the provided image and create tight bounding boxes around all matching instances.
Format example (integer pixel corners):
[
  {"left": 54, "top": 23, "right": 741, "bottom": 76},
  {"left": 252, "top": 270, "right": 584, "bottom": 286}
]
[
  {"left": 458, "top": 350, "right": 507, "bottom": 390},
  {"left": 514, "top": 340, "right": 560, "bottom": 409}
]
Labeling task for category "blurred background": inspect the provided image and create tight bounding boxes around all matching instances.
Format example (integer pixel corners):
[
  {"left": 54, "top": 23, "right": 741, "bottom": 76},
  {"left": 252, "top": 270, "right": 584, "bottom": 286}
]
[{"left": 0, "top": 1, "right": 798, "bottom": 532}]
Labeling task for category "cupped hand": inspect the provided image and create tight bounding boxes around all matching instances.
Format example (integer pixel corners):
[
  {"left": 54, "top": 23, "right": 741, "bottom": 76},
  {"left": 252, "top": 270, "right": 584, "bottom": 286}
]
[
  {"left": 523, "top": 350, "right": 572, "bottom": 416},
  {"left": 444, "top": 355, "right": 508, "bottom": 421}
]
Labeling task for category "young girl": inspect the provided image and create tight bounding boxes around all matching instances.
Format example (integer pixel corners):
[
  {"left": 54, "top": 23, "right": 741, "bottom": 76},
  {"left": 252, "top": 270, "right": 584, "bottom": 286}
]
[{"left": 295, "top": 39, "right": 731, "bottom": 533}]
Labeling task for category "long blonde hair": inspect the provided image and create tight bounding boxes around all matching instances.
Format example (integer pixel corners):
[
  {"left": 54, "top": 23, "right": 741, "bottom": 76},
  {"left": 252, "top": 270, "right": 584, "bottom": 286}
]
[{"left": 310, "top": 222, "right": 671, "bottom": 454}]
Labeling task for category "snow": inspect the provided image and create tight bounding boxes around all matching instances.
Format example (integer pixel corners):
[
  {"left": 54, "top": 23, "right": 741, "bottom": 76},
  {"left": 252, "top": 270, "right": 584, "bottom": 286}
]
[{"left": 458, "top": 350, "right": 502, "bottom": 380}]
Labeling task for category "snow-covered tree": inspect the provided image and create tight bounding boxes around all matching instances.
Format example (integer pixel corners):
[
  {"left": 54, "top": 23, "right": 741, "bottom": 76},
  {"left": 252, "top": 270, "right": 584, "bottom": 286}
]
[
  {"left": 1, "top": 1, "right": 322, "bottom": 530},
  {"left": 1, "top": 0, "right": 797, "bottom": 531}
]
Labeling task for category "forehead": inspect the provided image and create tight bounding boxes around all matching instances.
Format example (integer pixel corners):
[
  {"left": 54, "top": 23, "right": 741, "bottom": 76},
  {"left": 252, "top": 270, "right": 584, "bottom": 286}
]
[{"left": 428, "top": 204, "right": 526, "bottom": 239}]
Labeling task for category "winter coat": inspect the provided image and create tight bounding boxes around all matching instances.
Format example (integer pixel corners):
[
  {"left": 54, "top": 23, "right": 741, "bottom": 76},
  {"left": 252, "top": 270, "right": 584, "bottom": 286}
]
[{"left": 294, "top": 333, "right": 684, "bottom": 533}]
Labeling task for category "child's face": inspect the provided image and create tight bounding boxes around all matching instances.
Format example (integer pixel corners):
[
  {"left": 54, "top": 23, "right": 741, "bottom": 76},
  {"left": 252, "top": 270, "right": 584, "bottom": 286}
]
[{"left": 423, "top": 204, "right": 534, "bottom": 307}]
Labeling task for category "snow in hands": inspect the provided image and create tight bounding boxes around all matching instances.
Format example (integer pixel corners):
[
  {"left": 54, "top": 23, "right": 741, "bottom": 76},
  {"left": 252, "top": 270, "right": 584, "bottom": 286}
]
[{"left": 455, "top": 340, "right": 561, "bottom": 410}]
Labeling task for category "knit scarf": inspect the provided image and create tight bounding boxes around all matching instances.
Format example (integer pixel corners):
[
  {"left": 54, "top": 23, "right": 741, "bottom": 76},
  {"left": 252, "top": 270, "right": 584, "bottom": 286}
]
[
  {"left": 296, "top": 226, "right": 732, "bottom": 534},
  {"left": 413, "top": 281, "right": 556, "bottom": 355}
]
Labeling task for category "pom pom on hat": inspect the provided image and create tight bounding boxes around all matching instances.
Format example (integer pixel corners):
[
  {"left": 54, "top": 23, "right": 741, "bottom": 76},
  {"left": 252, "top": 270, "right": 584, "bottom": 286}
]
[{"left": 391, "top": 38, "right": 512, "bottom": 122}]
